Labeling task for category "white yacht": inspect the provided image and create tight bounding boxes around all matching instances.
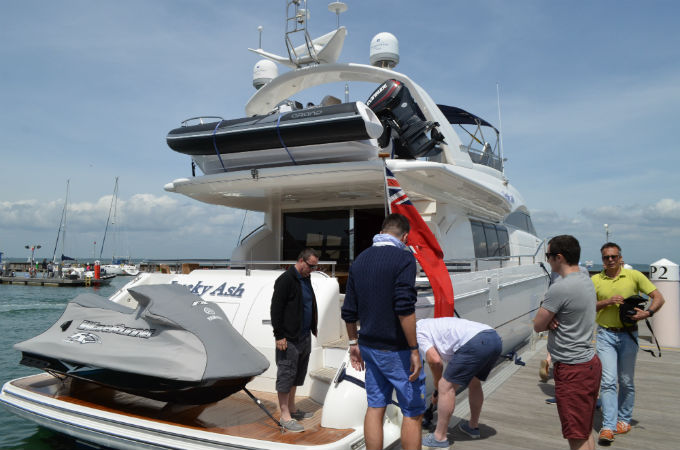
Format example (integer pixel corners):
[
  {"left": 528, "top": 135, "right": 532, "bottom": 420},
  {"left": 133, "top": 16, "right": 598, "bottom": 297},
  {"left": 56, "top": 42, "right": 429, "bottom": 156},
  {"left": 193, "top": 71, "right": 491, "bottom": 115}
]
[{"left": 0, "top": 2, "right": 549, "bottom": 449}]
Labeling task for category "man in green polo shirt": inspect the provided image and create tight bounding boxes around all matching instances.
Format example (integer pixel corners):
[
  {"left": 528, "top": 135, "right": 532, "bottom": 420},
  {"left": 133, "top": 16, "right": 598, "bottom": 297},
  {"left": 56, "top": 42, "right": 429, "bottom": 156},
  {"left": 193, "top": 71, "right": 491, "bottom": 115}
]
[{"left": 592, "top": 242, "right": 664, "bottom": 443}]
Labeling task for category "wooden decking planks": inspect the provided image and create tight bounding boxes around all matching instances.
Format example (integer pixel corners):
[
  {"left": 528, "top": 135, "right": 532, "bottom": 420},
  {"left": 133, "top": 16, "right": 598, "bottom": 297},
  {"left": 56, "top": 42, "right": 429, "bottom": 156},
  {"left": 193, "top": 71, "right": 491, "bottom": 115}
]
[
  {"left": 15, "top": 337, "right": 679, "bottom": 449},
  {"left": 13, "top": 374, "right": 353, "bottom": 446},
  {"left": 398, "top": 337, "right": 680, "bottom": 450}
]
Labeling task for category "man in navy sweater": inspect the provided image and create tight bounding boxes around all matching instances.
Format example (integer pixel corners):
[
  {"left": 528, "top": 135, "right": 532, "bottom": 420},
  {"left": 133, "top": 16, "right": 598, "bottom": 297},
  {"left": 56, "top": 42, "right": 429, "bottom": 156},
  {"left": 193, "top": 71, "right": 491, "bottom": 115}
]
[{"left": 342, "top": 213, "right": 425, "bottom": 450}]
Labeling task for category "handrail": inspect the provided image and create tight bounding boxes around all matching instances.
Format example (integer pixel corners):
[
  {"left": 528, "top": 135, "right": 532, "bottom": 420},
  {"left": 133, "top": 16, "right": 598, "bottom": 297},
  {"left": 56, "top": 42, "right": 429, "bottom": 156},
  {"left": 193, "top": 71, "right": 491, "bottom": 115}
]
[
  {"left": 239, "top": 224, "right": 266, "bottom": 246},
  {"left": 141, "top": 259, "right": 336, "bottom": 277},
  {"left": 180, "top": 116, "right": 224, "bottom": 127},
  {"left": 416, "top": 248, "right": 548, "bottom": 273},
  {"left": 533, "top": 238, "right": 548, "bottom": 260}
]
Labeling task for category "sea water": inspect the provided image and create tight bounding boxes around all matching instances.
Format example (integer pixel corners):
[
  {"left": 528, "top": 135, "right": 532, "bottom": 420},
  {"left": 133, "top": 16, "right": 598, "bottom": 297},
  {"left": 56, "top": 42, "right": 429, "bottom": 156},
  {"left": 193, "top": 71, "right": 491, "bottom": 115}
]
[{"left": 0, "top": 277, "right": 130, "bottom": 449}]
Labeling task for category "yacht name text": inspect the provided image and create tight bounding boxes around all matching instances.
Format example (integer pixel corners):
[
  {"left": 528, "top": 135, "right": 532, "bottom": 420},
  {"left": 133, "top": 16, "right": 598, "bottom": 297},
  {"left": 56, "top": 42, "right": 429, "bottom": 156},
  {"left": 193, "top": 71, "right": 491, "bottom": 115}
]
[{"left": 172, "top": 280, "right": 245, "bottom": 298}]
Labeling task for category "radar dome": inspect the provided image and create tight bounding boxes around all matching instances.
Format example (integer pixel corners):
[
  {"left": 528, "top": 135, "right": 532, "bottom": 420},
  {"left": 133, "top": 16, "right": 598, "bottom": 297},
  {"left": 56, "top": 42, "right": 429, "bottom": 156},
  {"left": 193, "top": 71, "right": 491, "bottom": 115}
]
[
  {"left": 369, "top": 32, "right": 399, "bottom": 68},
  {"left": 253, "top": 59, "right": 278, "bottom": 89}
]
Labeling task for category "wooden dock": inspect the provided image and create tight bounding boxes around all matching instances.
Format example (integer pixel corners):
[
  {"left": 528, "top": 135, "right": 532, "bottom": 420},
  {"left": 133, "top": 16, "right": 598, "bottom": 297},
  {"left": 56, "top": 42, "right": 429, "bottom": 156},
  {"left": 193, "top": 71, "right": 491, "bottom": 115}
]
[{"left": 404, "top": 336, "right": 679, "bottom": 450}]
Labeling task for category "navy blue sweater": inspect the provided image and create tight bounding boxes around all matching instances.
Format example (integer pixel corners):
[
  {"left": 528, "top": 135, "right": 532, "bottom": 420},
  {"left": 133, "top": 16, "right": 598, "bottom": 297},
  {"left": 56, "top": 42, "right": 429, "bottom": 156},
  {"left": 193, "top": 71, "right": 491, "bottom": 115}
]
[{"left": 341, "top": 244, "right": 417, "bottom": 350}]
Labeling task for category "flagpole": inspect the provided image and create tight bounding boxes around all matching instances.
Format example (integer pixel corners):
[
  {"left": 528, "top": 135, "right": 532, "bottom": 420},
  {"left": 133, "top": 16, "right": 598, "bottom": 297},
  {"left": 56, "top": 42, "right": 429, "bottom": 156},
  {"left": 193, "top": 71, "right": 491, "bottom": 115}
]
[{"left": 380, "top": 152, "right": 392, "bottom": 216}]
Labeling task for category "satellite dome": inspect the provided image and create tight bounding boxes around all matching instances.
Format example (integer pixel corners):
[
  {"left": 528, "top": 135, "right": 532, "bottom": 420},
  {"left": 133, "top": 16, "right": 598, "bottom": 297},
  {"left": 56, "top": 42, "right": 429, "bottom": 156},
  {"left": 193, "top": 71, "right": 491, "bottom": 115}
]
[
  {"left": 253, "top": 59, "right": 278, "bottom": 89},
  {"left": 369, "top": 32, "right": 399, "bottom": 68}
]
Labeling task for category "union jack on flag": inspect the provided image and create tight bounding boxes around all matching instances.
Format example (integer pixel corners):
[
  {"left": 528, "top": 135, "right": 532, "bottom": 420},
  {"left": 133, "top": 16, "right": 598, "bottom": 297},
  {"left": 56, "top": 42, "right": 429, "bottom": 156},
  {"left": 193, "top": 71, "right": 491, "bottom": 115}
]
[
  {"left": 386, "top": 170, "right": 412, "bottom": 208},
  {"left": 385, "top": 167, "right": 454, "bottom": 317}
]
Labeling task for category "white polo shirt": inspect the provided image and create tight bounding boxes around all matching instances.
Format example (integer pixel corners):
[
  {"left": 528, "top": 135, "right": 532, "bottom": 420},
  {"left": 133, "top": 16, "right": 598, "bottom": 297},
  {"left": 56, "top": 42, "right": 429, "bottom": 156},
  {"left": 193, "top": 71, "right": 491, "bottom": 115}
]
[{"left": 416, "top": 317, "right": 492, "bottom": 363}]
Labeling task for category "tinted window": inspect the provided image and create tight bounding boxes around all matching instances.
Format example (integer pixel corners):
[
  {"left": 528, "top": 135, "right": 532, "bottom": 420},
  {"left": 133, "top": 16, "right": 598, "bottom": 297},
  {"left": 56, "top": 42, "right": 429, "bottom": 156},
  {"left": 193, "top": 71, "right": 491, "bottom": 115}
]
[
  {"left": 505, "top": 210, "right": 537, "bottom": 235},
  {"left": 471, "top": 220, "right": 487, "bottom": 258},
  {"left": 283, "top": 211, "right": 349, "bottom": 265},
  {"left": 471, "top": 220, "right": 509, "bottom": 258},
  {"left": 497, "top": 226, "right": 509, "bottom": 256},
  {"left": 483, "top": 223, "right": 499, "bottom": 257}
]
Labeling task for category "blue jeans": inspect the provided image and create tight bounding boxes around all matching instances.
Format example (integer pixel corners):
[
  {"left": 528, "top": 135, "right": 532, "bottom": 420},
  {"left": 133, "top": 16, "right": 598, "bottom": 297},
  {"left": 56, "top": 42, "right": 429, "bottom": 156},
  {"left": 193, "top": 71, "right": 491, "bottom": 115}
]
[{"left": 596, "top": 326, "right": 638, "bottom": 430}]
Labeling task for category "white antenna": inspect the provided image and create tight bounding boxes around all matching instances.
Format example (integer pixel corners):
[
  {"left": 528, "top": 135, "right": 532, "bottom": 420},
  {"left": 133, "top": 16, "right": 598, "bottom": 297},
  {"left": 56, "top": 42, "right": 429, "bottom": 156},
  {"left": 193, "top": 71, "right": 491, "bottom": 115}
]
[
  {"left": 328, "top": 2, "right": 347, "bottom": 29},
  {"left": 257, "top": 25, "right": 263, "bottom": 49},
  {"left": 345, "top": 82, "right": 349, "bottom": 103},
  {"left": 496, "top": 82, "right": 505, "bottom": 173}
]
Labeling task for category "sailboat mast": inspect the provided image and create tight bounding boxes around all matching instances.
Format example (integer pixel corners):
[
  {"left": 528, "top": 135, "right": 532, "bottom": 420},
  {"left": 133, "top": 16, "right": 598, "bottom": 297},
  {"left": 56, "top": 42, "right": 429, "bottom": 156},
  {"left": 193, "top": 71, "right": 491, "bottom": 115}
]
[
  {"left": 61, "top": 181, "right": 69, "bottom": 261},
  {"left": 99, "top": 177, "right": 119, "bottom": 260},
  {"left": 51, "top": 180, "right": 70, "bottom": 263},
  {"left": 112, "top": 179, "right": 119, "bottom": 261}
]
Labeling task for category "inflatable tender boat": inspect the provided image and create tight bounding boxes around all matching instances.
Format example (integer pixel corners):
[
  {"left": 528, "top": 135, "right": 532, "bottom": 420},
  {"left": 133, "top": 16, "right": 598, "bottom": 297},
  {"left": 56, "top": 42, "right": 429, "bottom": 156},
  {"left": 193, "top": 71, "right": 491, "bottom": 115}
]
[{"left": 166, "top": 101, "right": 384, "bottom": 156}]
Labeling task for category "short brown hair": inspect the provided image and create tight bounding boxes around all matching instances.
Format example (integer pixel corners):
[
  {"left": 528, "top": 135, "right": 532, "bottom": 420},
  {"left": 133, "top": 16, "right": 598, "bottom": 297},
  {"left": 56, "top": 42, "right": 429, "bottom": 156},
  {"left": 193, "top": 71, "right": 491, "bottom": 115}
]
[
  {"left": 548, "top": 235, "right": 581, "bottom": 265},
  {"left": 381, "top": 213, "right": 410, "bottom": 237}
]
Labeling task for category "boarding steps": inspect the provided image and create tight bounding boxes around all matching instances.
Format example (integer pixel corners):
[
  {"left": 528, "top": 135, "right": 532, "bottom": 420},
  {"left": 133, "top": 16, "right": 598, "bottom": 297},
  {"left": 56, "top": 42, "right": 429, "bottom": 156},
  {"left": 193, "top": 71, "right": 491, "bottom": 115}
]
[
  {"left": 310, "top": 295, "right": 350, "bottom": 388},
  {"left": 310, "top": 337, "right": 349, "bottom": 385}
]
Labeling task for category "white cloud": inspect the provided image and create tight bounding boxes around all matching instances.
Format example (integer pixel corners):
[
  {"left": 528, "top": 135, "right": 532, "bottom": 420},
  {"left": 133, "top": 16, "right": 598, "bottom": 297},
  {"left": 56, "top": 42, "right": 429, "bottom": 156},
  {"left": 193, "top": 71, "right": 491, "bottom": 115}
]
[
  {"left": 533, "top": 198, "right": 680, "bottom": 264},
  {"left": 0, "top": 193, "right": 252, "bottom": 260},
  {"left": 581, "top": 198, "right": 680, "bottom": 227}
]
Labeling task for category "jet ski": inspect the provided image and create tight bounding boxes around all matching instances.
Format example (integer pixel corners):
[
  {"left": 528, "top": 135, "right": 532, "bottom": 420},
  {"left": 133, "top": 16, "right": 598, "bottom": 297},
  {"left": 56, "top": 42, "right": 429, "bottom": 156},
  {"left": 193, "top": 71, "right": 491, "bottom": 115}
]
[{"left": 15, "top": 284, "right": 270, "bottom": 404}]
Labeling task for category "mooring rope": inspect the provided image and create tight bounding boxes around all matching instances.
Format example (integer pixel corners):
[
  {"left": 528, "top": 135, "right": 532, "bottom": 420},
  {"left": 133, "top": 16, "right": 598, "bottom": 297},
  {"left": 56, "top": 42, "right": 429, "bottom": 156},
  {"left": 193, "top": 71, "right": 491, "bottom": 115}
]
[
  {"left": 276, "top": 111, "right": 297, "bottom": 165},
  {"left": 212, "top": 120, "right": 227, "bottom": 172}
]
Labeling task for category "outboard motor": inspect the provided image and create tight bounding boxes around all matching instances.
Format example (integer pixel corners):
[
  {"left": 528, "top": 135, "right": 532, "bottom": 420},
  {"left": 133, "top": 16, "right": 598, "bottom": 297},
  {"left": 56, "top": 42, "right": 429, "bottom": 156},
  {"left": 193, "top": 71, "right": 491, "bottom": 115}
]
[{"left": 366, "top": 79, "right": 445, "bottom": 158}]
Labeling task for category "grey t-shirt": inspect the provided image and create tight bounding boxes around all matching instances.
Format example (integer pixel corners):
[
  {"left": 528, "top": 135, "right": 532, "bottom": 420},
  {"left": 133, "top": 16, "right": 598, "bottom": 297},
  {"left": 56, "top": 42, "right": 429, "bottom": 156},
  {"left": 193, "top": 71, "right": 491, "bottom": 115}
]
[{"left": 541, "top": 271, "right": 596, "bottom": 364}]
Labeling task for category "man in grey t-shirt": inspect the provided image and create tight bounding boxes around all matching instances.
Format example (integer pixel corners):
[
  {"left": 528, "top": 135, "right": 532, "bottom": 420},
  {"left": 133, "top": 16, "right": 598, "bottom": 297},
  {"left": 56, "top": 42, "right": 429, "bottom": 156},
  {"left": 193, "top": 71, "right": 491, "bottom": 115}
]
[{"left": 534, "top": 235, "right": 601, "bottom": 450}]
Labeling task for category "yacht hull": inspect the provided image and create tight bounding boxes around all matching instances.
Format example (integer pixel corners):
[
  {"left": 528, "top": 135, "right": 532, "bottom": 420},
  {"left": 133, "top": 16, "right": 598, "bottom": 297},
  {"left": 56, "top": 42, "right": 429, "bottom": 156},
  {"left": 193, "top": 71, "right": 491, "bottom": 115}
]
[
  {"left": 1, "top": 265, "right": 548, "bottom": 449},
  {"left": 0, "top": 374, "right": 364, "bottom": 450}
]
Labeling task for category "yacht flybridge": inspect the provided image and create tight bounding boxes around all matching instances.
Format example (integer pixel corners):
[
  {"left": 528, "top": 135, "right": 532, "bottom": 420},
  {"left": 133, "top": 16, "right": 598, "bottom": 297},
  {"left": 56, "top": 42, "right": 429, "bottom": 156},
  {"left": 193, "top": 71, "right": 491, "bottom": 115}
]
[{"left": 1, "top": 2, "right": 549, "bottom": 449}]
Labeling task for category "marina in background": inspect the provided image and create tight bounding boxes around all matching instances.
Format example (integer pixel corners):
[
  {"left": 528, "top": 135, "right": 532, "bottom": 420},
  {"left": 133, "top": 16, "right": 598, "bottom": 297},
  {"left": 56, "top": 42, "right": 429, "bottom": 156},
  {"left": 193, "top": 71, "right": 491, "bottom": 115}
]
[{"left": 1, "top": 1, "right": 678, "bottom": 449}]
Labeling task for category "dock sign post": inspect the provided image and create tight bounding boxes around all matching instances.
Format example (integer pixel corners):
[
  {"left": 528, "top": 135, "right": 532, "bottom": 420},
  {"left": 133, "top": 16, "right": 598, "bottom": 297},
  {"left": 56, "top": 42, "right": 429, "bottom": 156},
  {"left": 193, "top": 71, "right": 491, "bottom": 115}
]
[{"left": 650, "top": 258, "right": 680, "bottom": 348}]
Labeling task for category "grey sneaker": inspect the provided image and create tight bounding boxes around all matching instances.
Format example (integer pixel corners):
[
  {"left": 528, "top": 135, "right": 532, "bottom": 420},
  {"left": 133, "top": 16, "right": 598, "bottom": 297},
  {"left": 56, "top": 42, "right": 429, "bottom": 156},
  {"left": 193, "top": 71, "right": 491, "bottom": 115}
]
[
  {"left": 281, "top": 419, "right": 304, "bottom": 432},
  {"left": 458, "top": 421, "right": 480, "bottom": 439},
  {"left": 291, "top": 410, "right": 313, "bottom": 420},
  {"left": 422, "top": 432, "right": 450, "bottom": 448}
]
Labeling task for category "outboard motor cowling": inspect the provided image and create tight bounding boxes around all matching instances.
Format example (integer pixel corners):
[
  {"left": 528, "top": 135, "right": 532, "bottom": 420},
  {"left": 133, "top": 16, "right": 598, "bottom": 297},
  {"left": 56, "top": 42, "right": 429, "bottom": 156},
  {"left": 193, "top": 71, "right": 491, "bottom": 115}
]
[{"left": 366, "top": 79, "right": 445, "bottom": 158}]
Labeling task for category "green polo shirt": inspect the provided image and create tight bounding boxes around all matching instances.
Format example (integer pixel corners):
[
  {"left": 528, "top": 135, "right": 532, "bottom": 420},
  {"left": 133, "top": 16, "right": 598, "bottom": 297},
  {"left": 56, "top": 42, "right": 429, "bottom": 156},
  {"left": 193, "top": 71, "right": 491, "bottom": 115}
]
[{"left": 591, "top": 268, "right": 657, "bottom": 328}]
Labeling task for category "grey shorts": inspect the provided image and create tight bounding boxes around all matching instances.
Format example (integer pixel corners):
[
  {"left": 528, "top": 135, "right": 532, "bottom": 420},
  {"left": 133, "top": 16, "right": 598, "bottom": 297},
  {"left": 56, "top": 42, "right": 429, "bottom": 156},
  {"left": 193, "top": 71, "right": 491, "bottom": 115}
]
[
  {"left": 275, "top": 333, "right": 311, "bottom": 393},
  {"left": 444, "top": 329, "right": 502, "bottom": 388}
]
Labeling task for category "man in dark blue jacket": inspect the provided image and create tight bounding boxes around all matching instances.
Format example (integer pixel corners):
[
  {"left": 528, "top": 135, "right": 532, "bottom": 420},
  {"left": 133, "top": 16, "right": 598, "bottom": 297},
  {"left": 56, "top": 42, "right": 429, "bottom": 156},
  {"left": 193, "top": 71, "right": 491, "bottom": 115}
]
[
  {"left": 342, "top": 213, "right": 425, "bottom": 449},
  {"left": 270, "top": 248, "right": 319, "bottom": 432}
]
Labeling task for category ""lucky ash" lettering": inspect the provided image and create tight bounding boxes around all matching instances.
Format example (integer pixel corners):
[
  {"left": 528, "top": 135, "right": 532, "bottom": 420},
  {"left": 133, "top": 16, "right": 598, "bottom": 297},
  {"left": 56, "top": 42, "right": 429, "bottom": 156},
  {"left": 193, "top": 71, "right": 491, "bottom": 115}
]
[{"left": 172, "top": 280, "right": 245, "bottom": 298}]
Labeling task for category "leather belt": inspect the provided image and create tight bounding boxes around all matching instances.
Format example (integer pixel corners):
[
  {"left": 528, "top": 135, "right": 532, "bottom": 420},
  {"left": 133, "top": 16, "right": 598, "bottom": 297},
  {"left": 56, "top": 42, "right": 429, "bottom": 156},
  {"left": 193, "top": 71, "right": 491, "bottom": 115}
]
[{"left": 602, "top": 326, "right": 637, "bottom": 333}]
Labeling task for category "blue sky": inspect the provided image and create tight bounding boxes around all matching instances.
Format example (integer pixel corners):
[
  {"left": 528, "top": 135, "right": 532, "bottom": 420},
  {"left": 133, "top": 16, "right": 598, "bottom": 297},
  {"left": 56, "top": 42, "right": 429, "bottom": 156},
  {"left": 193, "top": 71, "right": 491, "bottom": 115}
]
[{"left": 1, "top": 0, "right": 679, "bottom": 265}]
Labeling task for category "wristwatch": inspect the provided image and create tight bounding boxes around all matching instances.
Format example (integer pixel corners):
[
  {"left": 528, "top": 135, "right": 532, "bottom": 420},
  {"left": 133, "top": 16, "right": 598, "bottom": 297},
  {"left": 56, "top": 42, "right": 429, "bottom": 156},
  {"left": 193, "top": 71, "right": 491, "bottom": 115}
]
[
  {"left": 348, "top": 339, "right": 358, "bottom": 346},
  {"left": 409, "top": 344, "right": 419, "bottom": 351},
  {"left": 647, "top": 309, "right": 655, "bottom": 317}
]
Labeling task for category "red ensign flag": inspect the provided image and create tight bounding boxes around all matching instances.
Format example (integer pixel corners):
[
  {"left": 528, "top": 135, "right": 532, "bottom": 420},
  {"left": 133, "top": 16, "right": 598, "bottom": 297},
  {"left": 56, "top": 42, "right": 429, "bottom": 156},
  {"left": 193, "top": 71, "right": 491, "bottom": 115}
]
[{"left": 385, "top": 168, "right": 454, "bottom": 316}]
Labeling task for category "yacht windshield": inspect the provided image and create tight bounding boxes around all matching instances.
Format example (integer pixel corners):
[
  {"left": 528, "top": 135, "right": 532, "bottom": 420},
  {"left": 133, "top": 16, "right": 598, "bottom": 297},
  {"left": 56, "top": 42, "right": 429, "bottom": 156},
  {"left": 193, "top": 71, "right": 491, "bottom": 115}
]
[{"left": 437, "top": 104, "right": 503, "bottom": 171}]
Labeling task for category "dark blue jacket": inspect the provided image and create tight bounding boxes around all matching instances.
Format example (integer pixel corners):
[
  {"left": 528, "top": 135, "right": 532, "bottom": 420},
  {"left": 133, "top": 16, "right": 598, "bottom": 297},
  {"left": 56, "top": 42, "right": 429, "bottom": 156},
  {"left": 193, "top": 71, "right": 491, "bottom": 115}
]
[{"left": 341, "top": 245, "right": 417, "bottom": 350}]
